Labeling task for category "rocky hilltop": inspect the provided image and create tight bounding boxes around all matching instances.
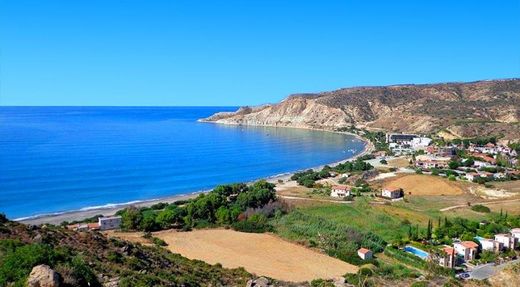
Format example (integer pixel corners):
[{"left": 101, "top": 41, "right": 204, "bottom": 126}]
[{"left": 202, "top": 79, "right": 520, "bottom": 141}]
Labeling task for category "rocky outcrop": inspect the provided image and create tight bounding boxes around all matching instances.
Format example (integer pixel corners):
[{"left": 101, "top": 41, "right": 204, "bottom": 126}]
[
  {"left": 202, "top": 79, "right": 520, "bottom": 141},
  {"left": 27, "top": 265, "right": 61, "bottom": 287}
]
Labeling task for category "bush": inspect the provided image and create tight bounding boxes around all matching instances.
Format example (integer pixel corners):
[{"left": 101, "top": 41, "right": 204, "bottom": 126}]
[
  {"left": 232, "top": 214, "right": 272, "bottom": 233},
  {"left": 152, "top": 237, "right": 167, "bottom": 246},
  {"left": 310, "top": 279, "right": 335, "bottom": 287},
  {"left": 0, "top": 213, "right": 7, "bottom": 223},
  {"left": 471, "top": 205, "right": 491, "bottom": 213},
  {"left": 0, "top": 243, "right": 57, "bottom": 286}
]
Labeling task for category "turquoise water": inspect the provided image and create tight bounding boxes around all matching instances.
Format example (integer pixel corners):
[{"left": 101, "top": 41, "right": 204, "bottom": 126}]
[
  {"left": 0, "top": 107, "right": 365, "bottom": 219},
  {"left": 404, "top": 245, "right": 429, "bottom": 260}
]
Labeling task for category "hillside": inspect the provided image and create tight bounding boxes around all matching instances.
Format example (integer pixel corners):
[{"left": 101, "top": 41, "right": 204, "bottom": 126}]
[
  {"left": 202, "top": 79, "right": 520, "bottom": 141},
  {"left": 0, "top": 219, "right": 252, "bottom": 286}
]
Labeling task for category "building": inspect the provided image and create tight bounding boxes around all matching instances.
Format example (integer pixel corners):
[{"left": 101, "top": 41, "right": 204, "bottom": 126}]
[
  {"left": 471, "top": 152, "right": 497, "bottom": 165},
  {"left": 386, "top": 133, "right": 418, "bottom": 143},
  {"left": 511, "top": 228, "right": 520, "bottom": 240},
  {"left": 66, "top": 222, "right": 100, "bottom": 231},
  {"left": 438, "top": 246, "right": 455, "bottom": 268},
  {"left": 454, "top": 241, "right": 478, "bottom": 261},
  {"left": 410, "top": 137, "right": 432, "bottom": 150},
  {"left": 98, "top": 216, "right": 122, "bottom": 230},
  {"left": 357, "top": 248, "right": 373, "bottom": 260},
  {"left": 381, "top": 186, "right": 403, "bottom": 199},
  {"left": 466, "top": 172, "right": 479, "bottom": 182},
  {"left": 415, "top": 155, "right": 451, "bottom": 169},
  {"left": 494, "top": 233, "right": 517, "bottom": 250},
  {"left": 330, "top": 185, "right": 352, "bottom": 198},
  {"left": 476, "top": 237, "right": 502, "bottom": 253},
  {"left": 493, "top": 172, "right": 506, "bottom": 179}
]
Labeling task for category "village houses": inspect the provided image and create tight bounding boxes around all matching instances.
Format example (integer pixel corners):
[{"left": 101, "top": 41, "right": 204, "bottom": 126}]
[{"left": 330, "top": 185, "right": 352, "bottom": 198}]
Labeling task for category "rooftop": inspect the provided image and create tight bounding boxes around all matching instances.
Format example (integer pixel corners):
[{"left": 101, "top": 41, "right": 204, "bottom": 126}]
[
  {"left": 459, "top": 241, "right": 479, "bottom": 249},
  {"left": 383, "top": 186, "right": 401, "bottom": 192}
]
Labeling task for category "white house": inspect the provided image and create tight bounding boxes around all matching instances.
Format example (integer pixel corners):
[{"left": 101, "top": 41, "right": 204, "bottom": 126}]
[
  {"left": 454, "top": 241, "right": 478, "bottom": 261},
  {"left": 493, "top": 172, "right": 506, "bottom": 180},
  {"left": 381, "top": 186, "right": 403, "bottom": 199},
  {"left": 473, "top": 160, "right": 491, "bottom": 168},
  {"left": 98, "top": 216, "right": 122, "bottom": 230},
  {"left": 465, "top": 172, "right": 479, "bottom": 182},
  {"left": 410, "top": 137, "right": 432, "bottom": 150},
  {"left": 511, "top": 228, "right": 520, "bottom": 240},
  {"left": 330, "top": 185, "right": 352, "bottom": 198},
  {"left": 415, "top": 155, "right": 451, "bottom": 169},
  {"left": 438, "top": 246, "right": 455, "bottom": 269},
  {"left": 476, "top": 238, "right": 502, "bottom": 253},
  {"left": 357, "top": 248, "right": 373, "bottom": 260},
  {"left": 494, "top": 233, "right": 517, "bottom": 250}
]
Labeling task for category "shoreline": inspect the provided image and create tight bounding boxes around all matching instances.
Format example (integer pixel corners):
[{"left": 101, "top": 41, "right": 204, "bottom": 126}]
[{"left": 18, "top": 126, "right": 373, "bottom": 226}]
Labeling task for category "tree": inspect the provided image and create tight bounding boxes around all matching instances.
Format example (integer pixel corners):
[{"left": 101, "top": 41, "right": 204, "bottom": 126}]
[
  {"left": 424, "top": 220, "right": 433, "bottom": 240},
  {"left": 215, "top": 206, "right": 231, "bottom": 225},
  {"left": 140, "top": 210, "right": 158, "bottom": 232},
  {"left": 121, "top": 206, "right": 143, "bottom": 230},
  {"left": 448, "top": 161, "right": 460, "bottom": 170},
  {"left": 155, "top": 206, "right": 183, "bottom": 229}
]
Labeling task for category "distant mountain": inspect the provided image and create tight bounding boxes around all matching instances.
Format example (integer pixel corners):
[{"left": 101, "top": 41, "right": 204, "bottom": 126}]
[{"left": 203, "top": 79, "right": 520, "bottom": 141}]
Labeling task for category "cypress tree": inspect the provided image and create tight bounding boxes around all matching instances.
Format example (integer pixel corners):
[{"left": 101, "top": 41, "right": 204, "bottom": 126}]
[{"left": 426, "top": 219, "right": 432, "bottom": 240}]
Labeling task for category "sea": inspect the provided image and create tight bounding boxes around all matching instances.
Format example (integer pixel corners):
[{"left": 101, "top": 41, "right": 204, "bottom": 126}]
[{"left": 0, "top": 106, "right": 365, "bottom": 220}]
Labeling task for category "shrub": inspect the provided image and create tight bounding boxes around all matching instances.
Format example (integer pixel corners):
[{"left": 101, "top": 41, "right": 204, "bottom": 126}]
[
  {"left": 0, "top": 213, "right": 8, "bottom": 223},
  {"left": 310, "top": 279, "right": 335, "bottom": 287},
  {"left": 471, "top": 205, "right": 491, "bottom": 213},
  {"left": 232, "top": 214, "right": 272, "bottom": 233},
  {"left": 152, "top": 237, "right": 167, "bottom": 247}
]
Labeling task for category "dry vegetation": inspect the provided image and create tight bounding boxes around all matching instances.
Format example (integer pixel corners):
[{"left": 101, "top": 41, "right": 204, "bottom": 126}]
[{"left": 151, "top": 229, "right": 358, "bottom": 282}]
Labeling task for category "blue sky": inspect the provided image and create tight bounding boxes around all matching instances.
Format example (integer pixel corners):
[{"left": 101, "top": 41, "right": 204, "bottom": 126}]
[{"left": 1, "top": 0, "right": 519, "bottom": 106}]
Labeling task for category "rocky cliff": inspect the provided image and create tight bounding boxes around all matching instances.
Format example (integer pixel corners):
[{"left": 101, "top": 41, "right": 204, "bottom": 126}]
[{"left": 202, "top": 79, "right": 520, "bottom": 141}]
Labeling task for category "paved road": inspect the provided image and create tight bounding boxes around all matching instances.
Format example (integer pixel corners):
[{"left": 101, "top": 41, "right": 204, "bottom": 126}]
[{"left": 469, "top": 259, "right": 520, "bottom": 280}]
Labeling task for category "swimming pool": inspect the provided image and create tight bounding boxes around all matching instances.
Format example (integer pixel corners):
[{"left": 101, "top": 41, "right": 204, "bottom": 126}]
[{"left": 404, "top": 245, "right": 429, "bottom": 260}]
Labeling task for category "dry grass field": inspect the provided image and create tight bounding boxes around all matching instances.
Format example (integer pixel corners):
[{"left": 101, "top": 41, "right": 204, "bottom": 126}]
[
  {"left": 152, "top": 229, "right": 358, "bottom": 282},
  {"left": 490, "top": 181, "right": 520, "bottom": 193},
  {"left": 104, "top": 230, "right": 152, "bottom": 245},
  {"left": 383, "top": 174, "right": 465, "bottom": 196},
  {"left": 386, "top": 157, "right": 412, "bottom": 168}
]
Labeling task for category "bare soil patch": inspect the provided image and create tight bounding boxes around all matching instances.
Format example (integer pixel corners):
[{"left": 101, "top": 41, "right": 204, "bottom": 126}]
[
  {"left": 383, "top": 174, "right": 465, "bottom": 196},
  {"left": 153, "top": 229, "right": 358, "bottom": 282},
  {"left": 104, "top": 230, "right": 151, "bottom": 245},
  {"left": 387, "top": 157, "right": 412, "bottom": 168}
]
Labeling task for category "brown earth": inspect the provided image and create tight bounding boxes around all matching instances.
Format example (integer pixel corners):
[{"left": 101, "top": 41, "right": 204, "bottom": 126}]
[
  {"left": 383, "top": 174, "right": 465, "bottom": 196},
  {"left": 151, "top": 229, "right": 358, "bottom": 282}
]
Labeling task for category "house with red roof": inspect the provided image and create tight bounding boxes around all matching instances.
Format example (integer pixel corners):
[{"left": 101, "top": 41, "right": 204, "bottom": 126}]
[
  {"left": 453, "top": 241, "right": 478, "bottom": 261},
  {"left": 438, "top": 246, "right": 455, "bottom": 268}
]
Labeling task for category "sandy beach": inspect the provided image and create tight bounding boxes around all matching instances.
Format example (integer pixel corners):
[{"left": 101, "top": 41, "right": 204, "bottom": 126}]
[{"left": 19, "top": 131, "right": 373, "bottom": 226}]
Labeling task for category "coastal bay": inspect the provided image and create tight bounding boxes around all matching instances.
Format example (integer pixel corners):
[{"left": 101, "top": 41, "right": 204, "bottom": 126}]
[{"left": 0, "top": 106, "right": 366, "bottom": 222}]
